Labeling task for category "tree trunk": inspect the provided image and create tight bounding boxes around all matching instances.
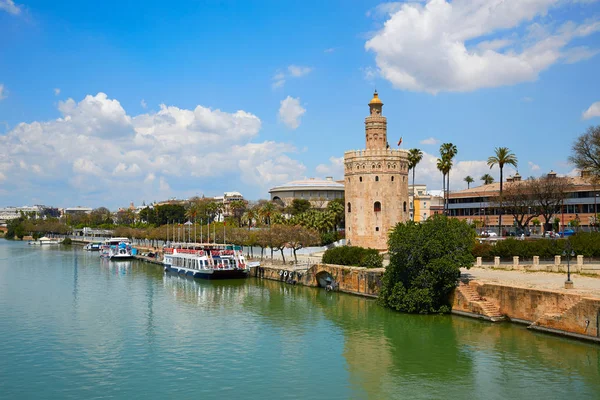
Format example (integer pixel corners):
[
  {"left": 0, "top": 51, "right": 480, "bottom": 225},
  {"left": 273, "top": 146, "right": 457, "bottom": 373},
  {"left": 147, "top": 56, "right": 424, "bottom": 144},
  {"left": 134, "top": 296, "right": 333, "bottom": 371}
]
[
  {"left": 412, "top": 168, "right": 416, "bottom": 221},
  {"left": 499, "top": 167, "right": 503, "bottom": 236},
  {"left": 447, "top": 171, "right": 450, "bottom": 215},
  {"left": 293, "top": 248, "right": 298, "bottom": 263},
  {"left": 442, "top": 173, "right": 446, "bottom": 214},
  {"left": 280, "top": 249, "right": 286, "bottom": 264}
]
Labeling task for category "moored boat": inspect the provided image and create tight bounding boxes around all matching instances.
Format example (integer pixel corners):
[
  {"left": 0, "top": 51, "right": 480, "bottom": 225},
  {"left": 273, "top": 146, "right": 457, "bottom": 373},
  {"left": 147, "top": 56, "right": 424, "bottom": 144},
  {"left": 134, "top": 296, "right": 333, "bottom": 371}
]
[
  {"left": 29, "top": 236, "right": 61, "bottom": 245},
  {"left": 83, "top": 242, "right": 102, "bottom": 251},
  {"left": 163, "top": 245, "right": 251, "bottom": 280},
  {"left": 100, "top": 237, "right": 134, "bottom": 260}
]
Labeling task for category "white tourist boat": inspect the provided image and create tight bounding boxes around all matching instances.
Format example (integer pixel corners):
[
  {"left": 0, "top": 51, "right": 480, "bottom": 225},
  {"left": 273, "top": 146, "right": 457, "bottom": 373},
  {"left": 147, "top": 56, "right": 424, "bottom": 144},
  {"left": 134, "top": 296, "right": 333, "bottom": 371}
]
[
  {"left": 83, "top": 242, "right": 102, "bottom": 251},
  {"left": 100, "top": 237, "right": 134, "bottom": 260},
  {"left": 163, "top": 244, "right": 252, "bottom": 280},
  {"left": 28, "top": 236, "right": 61, "bottom": 245}
]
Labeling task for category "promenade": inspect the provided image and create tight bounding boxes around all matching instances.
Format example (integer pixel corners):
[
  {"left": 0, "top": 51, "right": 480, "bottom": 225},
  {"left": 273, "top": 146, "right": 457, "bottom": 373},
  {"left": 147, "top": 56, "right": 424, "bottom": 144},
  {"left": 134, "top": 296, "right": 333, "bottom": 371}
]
[{"left": 461, "top": 267, "right": 600, "bottom": 298}]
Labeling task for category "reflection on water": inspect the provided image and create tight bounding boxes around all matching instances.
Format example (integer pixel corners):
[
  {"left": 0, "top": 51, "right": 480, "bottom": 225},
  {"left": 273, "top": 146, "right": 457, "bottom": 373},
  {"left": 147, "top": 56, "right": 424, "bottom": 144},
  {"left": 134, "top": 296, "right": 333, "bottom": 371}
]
[{"left": 0, "top": 240, "right": 598, "bottom": 400}]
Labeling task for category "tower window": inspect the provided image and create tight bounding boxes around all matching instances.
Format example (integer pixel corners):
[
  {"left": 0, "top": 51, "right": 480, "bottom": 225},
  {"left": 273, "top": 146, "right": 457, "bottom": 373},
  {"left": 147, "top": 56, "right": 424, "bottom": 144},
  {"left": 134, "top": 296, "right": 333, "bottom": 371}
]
[
  {"left": 391, "top": 176, "right": 394, "bottom": 182},
  {"left": 403, "top": 202, "right": 407, "bottom": 212},
  {"left": 375, "top": 227, "right": 380, "bottom": 232},
  {"left": 348, "top": 177, "right": 350, "bottom": 182},
  {"left": 374, "top": 201, "right": 381, "bottom": 212},
  {"left": 347, "top": 202, "right": 351, "bottom": 213},
  {"left": 359, "top": 177, "right": 362, "bottom": 182},
  {"left": 375, "top": 176, "right": 379, "bottom": 182}
]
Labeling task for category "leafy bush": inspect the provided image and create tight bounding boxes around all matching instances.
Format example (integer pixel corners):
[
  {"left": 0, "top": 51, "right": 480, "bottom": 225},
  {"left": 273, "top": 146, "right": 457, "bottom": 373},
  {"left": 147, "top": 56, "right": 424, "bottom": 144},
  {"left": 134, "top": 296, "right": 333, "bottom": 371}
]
[
  {"left": 322, "top": 246, "right": 381, "bottom": 268},
  {"left": 62, "top": 238, "right": 72, "bottom": 245},
  {"left": 320, "top": 231, "right": 339, "bottom": 246},
  {"left": 379, "top": 215, "right": 475, "bottom": 314},
  {"left": 358, "top": 253, "right": 384, "bottom": 269}
]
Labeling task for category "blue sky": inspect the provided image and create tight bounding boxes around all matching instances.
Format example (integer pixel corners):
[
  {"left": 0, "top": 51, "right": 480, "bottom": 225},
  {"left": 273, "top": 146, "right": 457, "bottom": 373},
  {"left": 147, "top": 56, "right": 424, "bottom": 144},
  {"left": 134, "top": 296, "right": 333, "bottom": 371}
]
[{"left": 1, "top": 0, "right": 600, "bottom": 208}]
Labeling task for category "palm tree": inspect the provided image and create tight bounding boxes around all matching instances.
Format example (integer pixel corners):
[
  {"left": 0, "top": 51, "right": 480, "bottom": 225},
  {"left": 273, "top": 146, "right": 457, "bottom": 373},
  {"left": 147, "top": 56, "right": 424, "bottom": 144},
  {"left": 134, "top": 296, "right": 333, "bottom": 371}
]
[
  {"left": 440, "top": 143, "right": 458, "bottom": 213},
  {"left": 242, "top": 208, "right": 258, "bottom": 230},
  {"left": 260, "top": 202, "right": 276, "bottom": 227},
  {"left": 464, "top": 175, "right": 474, "bottom": 189},
  {"left": 487, "top": 147, "right": 518, "bottom": 236},
  {"left": 436, "top": 157, "right": 447, "bottom": 213},
  {"left": 407, "top": 148, "right": 423, "bottom": 221},
  {"left": 481, "top": 173, "right": 494, "bottom": 185}
]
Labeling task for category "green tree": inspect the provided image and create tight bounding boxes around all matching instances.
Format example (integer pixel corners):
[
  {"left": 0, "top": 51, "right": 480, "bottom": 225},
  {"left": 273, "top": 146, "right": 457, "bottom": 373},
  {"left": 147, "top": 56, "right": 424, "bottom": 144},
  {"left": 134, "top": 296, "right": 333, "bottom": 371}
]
[
  {"left": 408, "top": 148, "right": 424, "bottom": 221},
  {"left": 481, "top": 173, "right": 494, "bottom": 185},
  {"left": 464, "top": 175, "right": 474, "bottom": 189},
  {"left": 436, "top": 157, "right": 450, "bottom": 213},
  {"left": 288, "top": 199, "right": 311, "bottom": 216},
  {"left": 229, "top": 200, "right": 247, "bottom": 227},
  {"left": 439, "top": 143, "right": 457, "bottom": 213},
  {"left": 326, "top": 198, "right": 345, "bottom": 230},
  {"left": 379, "top": 215, "right": 475, "bottom": 314},
  {"left": 487, "top": 147, "right": 518, "bottom": 236}
]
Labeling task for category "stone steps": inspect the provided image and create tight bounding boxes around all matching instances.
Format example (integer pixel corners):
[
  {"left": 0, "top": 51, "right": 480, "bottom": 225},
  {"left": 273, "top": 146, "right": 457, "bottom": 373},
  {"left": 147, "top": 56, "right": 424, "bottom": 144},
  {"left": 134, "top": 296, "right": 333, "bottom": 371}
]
[{"left": 458, "top": 282, "right": 505, "bottom": 321}]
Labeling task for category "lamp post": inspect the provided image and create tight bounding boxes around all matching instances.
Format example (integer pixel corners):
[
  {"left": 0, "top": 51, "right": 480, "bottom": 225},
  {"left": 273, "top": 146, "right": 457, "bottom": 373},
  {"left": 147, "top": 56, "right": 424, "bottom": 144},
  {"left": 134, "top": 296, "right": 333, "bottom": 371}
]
[{"left": 562, "top": 241, "right": 575, "bottom": 289}]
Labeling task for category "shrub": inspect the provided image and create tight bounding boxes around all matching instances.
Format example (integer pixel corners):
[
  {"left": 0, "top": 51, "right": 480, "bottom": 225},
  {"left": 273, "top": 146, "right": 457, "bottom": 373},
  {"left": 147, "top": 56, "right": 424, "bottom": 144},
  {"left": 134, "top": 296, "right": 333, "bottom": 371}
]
[
  {"left": 379, "top": 215, "right": 475, "bottom": 314},
  {"left": 320, "top": 231, "right": 339, "bottom": 246},
  {"left": 322, "top": 246, "right": 381, "bottom": 267},
  {"left": 62, "top": 238, "right": 72, "bottom": 245}
]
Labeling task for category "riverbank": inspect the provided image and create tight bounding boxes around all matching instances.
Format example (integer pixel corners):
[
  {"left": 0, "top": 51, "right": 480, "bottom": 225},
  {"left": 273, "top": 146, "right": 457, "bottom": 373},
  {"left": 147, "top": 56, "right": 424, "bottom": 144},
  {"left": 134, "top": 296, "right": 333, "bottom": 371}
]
[{"left": 70, "top": 236, "right": 600, "bottom": 344}]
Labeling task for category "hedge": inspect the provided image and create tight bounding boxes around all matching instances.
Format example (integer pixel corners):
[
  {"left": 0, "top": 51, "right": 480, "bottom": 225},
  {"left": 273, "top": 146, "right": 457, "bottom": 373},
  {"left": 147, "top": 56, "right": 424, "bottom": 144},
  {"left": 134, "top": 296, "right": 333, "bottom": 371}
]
[
  {"left": 472, "top": 233, "right": 600, "bottom": 260},
  {"left": 322, "top": 246, "right": 383, "bottom": 268}
]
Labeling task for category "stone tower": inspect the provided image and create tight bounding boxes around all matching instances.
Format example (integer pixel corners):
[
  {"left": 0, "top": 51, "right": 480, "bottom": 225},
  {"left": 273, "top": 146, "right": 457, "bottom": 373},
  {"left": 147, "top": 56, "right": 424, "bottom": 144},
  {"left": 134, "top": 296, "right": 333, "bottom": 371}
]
[{"left": 344, "top": 91, "right": 409, "bottom": 250}]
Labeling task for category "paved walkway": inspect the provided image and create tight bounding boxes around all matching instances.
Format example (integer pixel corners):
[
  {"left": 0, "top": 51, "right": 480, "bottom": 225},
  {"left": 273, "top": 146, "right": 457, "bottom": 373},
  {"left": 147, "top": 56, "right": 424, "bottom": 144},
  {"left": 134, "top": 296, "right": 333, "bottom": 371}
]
[{"left": 462, "top": 267, "right": 600, "bottom": 298}]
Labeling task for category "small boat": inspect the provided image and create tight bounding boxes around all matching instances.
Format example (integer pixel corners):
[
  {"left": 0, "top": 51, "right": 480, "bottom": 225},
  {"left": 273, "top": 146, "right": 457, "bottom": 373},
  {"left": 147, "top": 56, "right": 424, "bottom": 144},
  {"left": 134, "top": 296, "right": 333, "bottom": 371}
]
[
  {"left": 29, "top": 236, "right": 61, "bottom": 245},
  {"left": 99, "top": 237, "right": 135, "bottom": 260},
  {"left": 83, "top": 242, "right": 102, "bottom": 251},
  {"left": 163, "top": 245, "right": 251, "bottom": 280}
]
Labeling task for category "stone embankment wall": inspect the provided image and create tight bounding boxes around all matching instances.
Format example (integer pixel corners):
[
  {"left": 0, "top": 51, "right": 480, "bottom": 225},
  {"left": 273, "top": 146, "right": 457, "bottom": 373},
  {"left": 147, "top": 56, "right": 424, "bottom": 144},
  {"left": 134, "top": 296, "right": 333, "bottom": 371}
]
[
  {"left": 255, "top": 263, "right": 384, "bottom": 297},
  {"left": 258, "top": 262, "right": 600, "bottom": 342},
  {"left": 452, "top": 281, "right": 600, "bottom": 342}
]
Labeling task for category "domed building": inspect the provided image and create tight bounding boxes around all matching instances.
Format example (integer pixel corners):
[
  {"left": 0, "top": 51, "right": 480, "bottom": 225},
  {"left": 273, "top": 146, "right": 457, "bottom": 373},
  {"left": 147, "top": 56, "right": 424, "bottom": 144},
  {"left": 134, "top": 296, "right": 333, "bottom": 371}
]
[{"left": 269, "top": 177, "right": 344, "bottom": 208}]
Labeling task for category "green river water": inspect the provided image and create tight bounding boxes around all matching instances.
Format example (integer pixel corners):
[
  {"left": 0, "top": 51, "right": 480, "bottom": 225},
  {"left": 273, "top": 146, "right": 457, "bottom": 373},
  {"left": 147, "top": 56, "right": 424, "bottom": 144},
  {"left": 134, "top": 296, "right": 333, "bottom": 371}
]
[{"left": 0, "top": 240, "right": 599, "bottom": 399}]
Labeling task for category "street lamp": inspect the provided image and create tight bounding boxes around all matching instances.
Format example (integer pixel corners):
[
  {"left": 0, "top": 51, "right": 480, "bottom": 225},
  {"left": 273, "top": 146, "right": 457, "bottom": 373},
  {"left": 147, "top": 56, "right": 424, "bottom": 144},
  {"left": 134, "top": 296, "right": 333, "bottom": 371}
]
[{"left": 562, "top": 241, "right": 575, "bottom": 289}]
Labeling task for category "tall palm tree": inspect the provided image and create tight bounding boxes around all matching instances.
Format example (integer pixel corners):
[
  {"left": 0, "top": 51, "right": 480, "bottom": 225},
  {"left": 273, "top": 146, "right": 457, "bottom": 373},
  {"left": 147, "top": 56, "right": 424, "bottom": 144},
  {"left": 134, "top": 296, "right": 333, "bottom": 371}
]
[
  {"left": 464, "top": 175, "right": 474, "bottom": 189},
  {"left": 487, "top": 147, "right": 518, "bottom": 236},
  {"left": 481, "top": 173, "right": 494, "bottom": 185},
  {"left": 436, "top": 157, "right": 448, "bottom": 213},
  {"left": 440, "top": 143, "right": 458, "bottom": 213},
  {"left": 242, "top": 208, "right": 258, "bottom": 230},
  {"left": 407, "top": 148, "right": 423, "bottom": 221}
]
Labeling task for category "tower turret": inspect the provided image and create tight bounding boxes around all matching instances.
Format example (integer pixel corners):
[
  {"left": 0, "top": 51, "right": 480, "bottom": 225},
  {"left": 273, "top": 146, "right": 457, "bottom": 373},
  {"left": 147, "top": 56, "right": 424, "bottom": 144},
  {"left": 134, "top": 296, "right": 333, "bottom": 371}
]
[{"left": 365, "top": 91, "right": 387, "bottom": 150}]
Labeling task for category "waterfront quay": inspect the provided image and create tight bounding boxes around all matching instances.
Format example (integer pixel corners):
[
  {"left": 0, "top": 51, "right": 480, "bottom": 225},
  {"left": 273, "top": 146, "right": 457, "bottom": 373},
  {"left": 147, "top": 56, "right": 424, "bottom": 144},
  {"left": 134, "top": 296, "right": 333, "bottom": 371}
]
[{"left": 68, "top": 238, "right": 600, "bottom": 343}]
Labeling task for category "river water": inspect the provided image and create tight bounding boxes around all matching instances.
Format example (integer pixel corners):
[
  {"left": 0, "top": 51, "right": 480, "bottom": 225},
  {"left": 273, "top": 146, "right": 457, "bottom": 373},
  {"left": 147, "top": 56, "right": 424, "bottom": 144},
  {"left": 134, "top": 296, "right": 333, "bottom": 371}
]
[{"left": 0, "top": 240, "right": 598, "bottom": 399}]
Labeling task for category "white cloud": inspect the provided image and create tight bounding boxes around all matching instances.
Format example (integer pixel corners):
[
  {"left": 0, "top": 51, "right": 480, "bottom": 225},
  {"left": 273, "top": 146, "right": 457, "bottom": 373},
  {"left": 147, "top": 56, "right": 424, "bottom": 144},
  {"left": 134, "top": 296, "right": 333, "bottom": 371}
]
[
  {"left": 361, "top": 66, "right": 377, "bottom": 81},
  {"left": 140, "top": 99, "right": 147, "bottom": 109},
  {"left": 278, "top": 96, "right": 306, "bottom": 130},
  {"left": 287, "top": 65, "right": 312, "bottom": 77},
  {"left": 583, "top": 101, "right": 600, "bottom": 119},
  {"left": 528, "top": 161, "right": 540, "bottom": 171},
  {"left": 316, "top": 156, "right": 344, "bottom": 178},
  {"left": 0, "top": 0, "right": 21, "bottom": 15},
  {"left": 272, "top": 65, "right": 313, "bottom": 89},
  {"left": 0, "top": 84, "right": 7, "bottom": 100},
  {"left": 0, "top": 92, "right": 306, "bottom": 206},
  {"left": 420, "top": 137, "right": 439, "bottom": 145},
  {"left": 365, "top": 0, "right": 600, "bottom": 94},
  {"left": 521, "top": 97, "right": 534, "bottom": 102},
  {"left": 53, "top": 88, "right": 60, "bottom": 96},
  {"left": 324, "top": 48, "right": 337, "bottom": 53}
]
